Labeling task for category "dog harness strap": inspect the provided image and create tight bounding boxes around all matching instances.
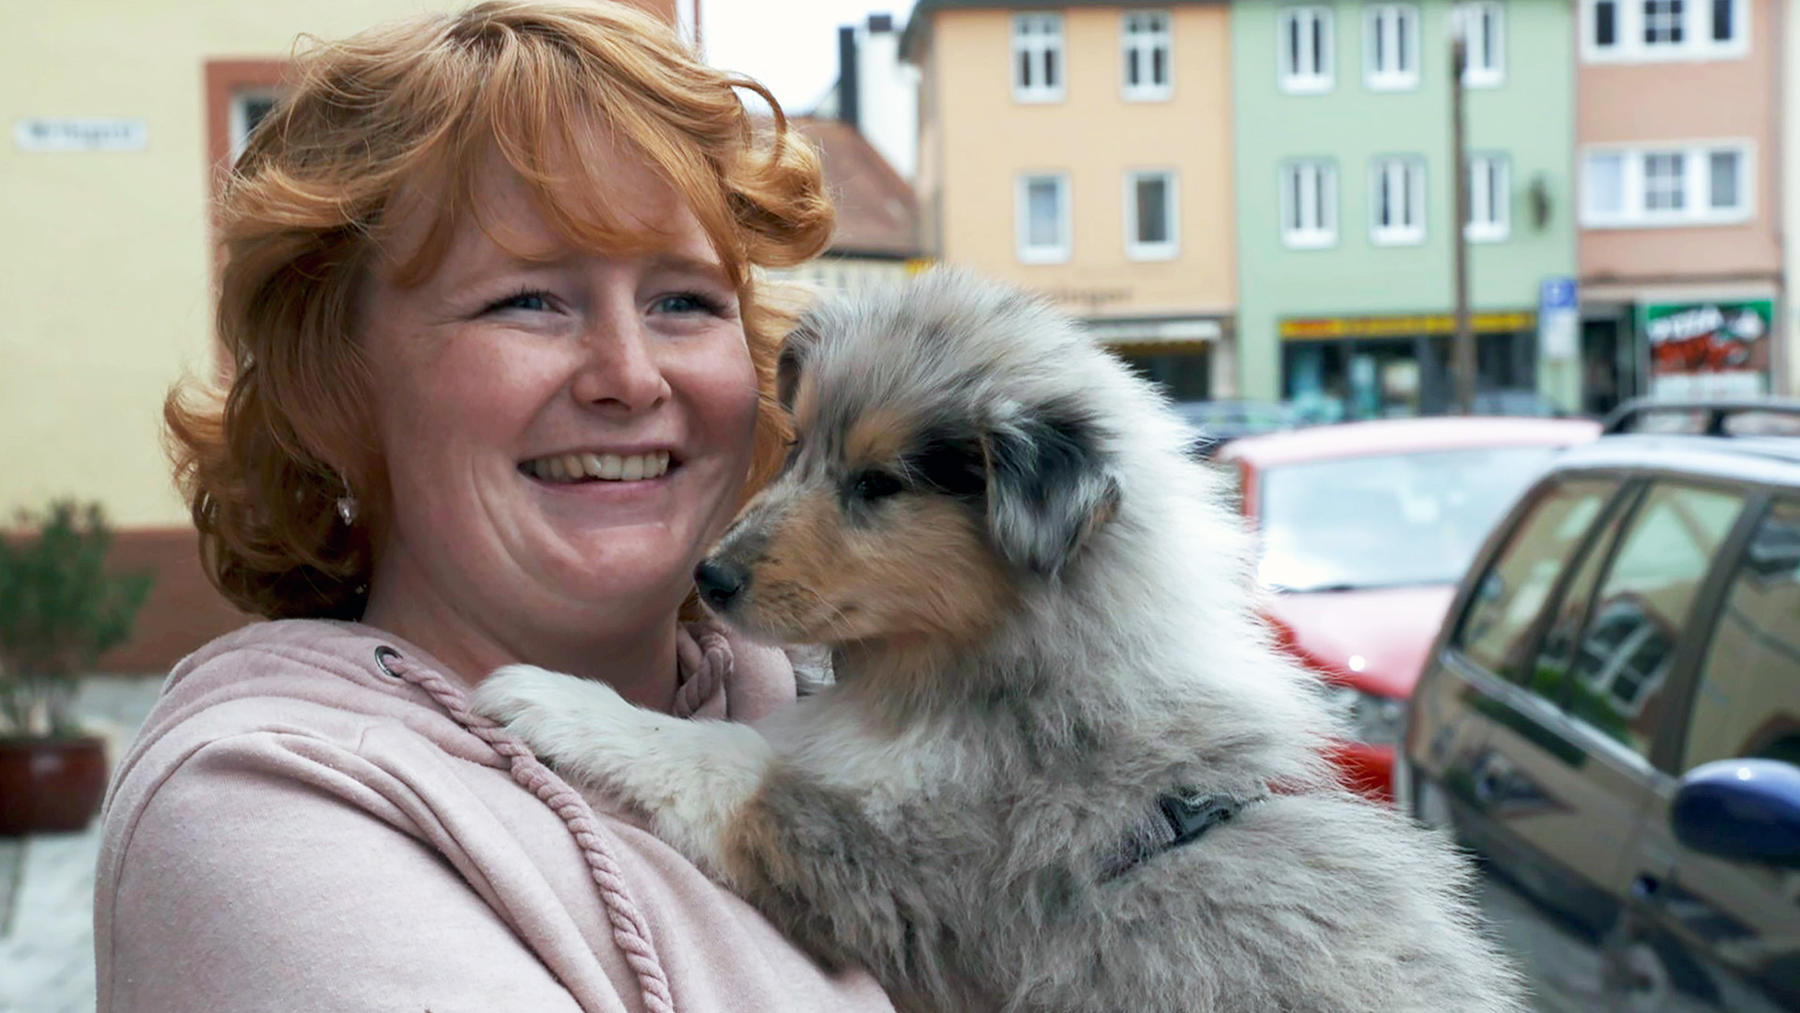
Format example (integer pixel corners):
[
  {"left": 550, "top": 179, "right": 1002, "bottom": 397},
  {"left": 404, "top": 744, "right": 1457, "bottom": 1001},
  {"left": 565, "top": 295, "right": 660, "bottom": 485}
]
[{"left": 1097, "top": 791, "right": 1265, "bottom": 883}]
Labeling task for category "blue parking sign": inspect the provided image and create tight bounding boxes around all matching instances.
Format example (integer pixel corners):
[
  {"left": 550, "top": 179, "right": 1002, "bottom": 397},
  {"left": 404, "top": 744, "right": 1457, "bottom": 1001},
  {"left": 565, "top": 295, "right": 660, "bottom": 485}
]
[{"left": 1540, "top": 277, "right": 1577, "bottom": 312}]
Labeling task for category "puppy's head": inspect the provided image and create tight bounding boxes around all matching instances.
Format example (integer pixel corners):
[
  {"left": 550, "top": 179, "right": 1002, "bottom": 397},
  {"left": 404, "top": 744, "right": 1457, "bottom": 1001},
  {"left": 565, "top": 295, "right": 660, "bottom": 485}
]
[{"left": 696, "top": 271, "right": 1122, "bottom": 647}]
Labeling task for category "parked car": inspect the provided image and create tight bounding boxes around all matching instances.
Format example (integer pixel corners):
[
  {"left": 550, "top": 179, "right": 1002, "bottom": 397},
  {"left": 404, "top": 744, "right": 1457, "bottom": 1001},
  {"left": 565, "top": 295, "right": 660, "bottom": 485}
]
[
  {"left": 1216, "top": 417, "right": 1601, "bottom": 800},
  {"left": 1172, "top": 399, "right": 1304, "bottom": 456},
  {"left": 1602, "top": 395, "right": 1800, "bottom": 438},
  {"left": 1399, "top": 428, "right": 1800, "bottom": 1012}
]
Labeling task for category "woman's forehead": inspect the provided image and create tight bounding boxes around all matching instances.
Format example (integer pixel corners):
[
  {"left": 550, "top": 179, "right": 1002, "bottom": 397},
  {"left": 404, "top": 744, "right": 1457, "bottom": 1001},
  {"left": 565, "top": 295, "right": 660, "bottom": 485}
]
[{"left": 379, "top": 142, "right": 724, "bottom": 283}]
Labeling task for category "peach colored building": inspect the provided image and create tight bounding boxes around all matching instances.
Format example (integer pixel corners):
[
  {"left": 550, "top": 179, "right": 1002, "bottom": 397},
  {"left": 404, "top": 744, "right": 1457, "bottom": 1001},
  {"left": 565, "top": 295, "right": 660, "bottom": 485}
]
[
  {"left": 902, "top": 0, "right": 1237, "bottom": 399},
  {"left": 1575, "top": 0, "right": 1787, "bottom": 407}
]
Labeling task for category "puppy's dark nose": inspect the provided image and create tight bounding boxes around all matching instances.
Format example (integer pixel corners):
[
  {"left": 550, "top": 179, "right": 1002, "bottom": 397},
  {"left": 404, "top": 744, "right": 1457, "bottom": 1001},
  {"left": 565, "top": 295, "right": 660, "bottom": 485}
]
[{"left": 694, "top": 558, "right": 748, "bottom": 611}]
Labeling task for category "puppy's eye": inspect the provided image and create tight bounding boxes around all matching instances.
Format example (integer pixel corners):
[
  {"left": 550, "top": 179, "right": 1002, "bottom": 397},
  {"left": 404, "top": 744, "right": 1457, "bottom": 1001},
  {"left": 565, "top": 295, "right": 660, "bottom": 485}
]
[{"left": 849, "top": 469, "right": 904, "bottom": 501}]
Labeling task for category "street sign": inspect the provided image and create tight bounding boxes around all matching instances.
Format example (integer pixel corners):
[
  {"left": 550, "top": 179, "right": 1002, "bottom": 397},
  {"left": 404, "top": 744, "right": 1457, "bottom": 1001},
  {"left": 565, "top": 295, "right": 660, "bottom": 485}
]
[
  {"left": 13, "top": 118, "right": 148, "bottom": 152},
  {"left": 1538, "top": 277, "right": 1579, "bottom": 361}
]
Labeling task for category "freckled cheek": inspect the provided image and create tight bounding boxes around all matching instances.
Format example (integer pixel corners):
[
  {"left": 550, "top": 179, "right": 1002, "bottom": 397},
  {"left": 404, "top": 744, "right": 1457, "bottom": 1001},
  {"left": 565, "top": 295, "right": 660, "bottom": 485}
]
[
  {"left": 372, "top": 340, "right": 560, "bottom": 477},
  {"left": 681, "top": 345, "right": 760, "bottom": 461}
]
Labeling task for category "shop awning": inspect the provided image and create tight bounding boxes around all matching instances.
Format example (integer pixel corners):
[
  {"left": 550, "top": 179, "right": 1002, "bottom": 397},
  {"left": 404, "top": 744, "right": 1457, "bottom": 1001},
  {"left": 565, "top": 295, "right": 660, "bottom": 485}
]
[
  {"left": 1279, "top": 311, "right": 1534, "bottom": 341},
  {"left": 1085, "top": 316, "right": 1222, "bottom": 348}
]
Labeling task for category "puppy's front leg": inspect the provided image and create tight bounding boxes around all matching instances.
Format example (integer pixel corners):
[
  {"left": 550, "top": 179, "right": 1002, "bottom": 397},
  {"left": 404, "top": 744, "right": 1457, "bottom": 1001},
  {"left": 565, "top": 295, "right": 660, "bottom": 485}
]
[{"left": 471, "top": 664, "right": 773, "bottom": 881}]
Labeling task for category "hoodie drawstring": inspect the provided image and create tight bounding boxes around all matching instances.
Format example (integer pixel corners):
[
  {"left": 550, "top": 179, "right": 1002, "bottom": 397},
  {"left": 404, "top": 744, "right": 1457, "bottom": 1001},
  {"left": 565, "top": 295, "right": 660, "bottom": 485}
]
[{"left": 374, "top": 646, "right": 676, "bottom": 1013}]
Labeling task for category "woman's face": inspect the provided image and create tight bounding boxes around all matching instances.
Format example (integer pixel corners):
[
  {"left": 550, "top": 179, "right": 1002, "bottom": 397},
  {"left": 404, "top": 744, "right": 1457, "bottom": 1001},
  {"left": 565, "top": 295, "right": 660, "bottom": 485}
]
[{"left": 357, "top": 152, "right": 759, "bottom": 658}]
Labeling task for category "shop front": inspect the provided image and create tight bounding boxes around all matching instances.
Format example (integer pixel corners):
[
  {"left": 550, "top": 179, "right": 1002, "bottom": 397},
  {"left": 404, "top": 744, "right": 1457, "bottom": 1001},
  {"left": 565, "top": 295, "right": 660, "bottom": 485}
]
[
  {"left": 1639, "top": 298, "right": 1774, "bottom": 400},
  {"left": 1277, "top": 311, "right": 1538, "bottom": 421},
  {"left": 1578, "top": 295, "right": 1778, "bottom": 413},
  {"left": 1089, "top": 315, "right": 1224, "bottom": 402}
]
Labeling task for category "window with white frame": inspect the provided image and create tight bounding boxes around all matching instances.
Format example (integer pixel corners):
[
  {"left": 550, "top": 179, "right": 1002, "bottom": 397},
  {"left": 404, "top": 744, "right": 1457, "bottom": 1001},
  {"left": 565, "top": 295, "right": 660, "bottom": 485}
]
[
  {"left": 1017, "top": 172, "right": 1071, "bottom": 263},
  {"left": 1371, "top": 156, "right": 1426, "bottom": 244},
  {"left": 230, "top": 88, "right": 279, "bottom": 160},
  {"left": 1583, "top": 0, "right": 1743, "bottom": 60},
  {"left": 1278, "top": 6, "right": 1335, "bottom": 93},
  {"left": 1125, "top": 170, "right": 1178, "bottom": 259},
  {"left": 1466, "top": 153, "right": 1510, "bottom": 241},
  {"left": 1644, "top": 0, "right": 1684, "bottom": 43},
  {"left": 1581, "top": 143, "right": 1752, "bottom": 226},
  {"left": 1013, "top": 13, "right": 1066, "bottom": 102},
  {"left": 1122, "top": 10, "right": 1173, "bottom": 100},
  {"left": 1458, "top": 2, "right": 1505, "bottom": 86},
  {"left": 1643, "top": 151, "right": 1686, "bottom": 211},
  {"left": 1281, "top": 160, "right": 1338, "bottom": 248},
  {"left": 1365, "top": 4, "right": 1421, "bottom": 90}
]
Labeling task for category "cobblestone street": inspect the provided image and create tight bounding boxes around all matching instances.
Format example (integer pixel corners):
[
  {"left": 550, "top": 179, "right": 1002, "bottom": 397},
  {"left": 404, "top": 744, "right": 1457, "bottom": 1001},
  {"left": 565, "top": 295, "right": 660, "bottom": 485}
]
[{"left": 1, "top": 678, "right": 163, "bottom": 1013}]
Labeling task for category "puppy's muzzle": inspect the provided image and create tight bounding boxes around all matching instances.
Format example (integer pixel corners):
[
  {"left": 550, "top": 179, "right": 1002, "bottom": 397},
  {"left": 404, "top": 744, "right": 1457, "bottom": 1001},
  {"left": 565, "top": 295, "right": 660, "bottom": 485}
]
[{"left": 694, "top": 556, "right": 750, "bottom": 611}]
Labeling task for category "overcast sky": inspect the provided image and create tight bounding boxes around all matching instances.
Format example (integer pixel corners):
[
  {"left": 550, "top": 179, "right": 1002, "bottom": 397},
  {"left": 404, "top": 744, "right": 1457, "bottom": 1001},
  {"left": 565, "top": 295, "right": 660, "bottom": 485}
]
[{"left": 702, "top": 0, "right": 920, "bottom": 115}]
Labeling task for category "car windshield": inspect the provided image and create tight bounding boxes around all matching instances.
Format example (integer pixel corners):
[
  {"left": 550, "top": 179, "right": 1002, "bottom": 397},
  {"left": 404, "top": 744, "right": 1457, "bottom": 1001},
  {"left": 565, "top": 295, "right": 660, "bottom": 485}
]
[{"left": 1256, "top": 446, "right": 1559, "bottom": 593}]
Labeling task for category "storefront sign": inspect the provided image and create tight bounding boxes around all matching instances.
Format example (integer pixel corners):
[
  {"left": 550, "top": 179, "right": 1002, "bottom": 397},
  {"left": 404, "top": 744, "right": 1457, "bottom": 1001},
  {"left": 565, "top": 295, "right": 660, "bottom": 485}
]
[
  {"left": 13, "top": 117, "right": 148, "bottom": 152},
  {"left": 1280, "top": 311, "right": 1534, "bottom": 341},
  {"left": 1639, "top": 299, "right": 1772, "bottom": 399}
]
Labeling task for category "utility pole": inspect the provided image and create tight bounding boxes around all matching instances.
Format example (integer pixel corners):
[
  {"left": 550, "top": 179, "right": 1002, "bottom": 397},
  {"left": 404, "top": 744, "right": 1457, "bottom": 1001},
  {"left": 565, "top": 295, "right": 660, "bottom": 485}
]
[{"left": 1450, "top": 21, "right": 1476, "bottom": 415}]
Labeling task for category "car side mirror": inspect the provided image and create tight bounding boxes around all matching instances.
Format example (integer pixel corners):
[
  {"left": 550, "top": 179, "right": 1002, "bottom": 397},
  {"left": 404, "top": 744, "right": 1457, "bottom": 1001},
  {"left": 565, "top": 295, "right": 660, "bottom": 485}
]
[{"left": 1670, "top": 759, "right": 1800, "bottom": 868}]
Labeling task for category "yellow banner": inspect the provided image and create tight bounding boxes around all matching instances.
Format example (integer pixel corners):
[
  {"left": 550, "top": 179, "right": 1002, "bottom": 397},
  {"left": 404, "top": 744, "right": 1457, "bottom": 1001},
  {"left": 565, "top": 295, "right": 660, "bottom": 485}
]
[{"left": 1280, "top": 311, "right": 1535, "bottom": 340}]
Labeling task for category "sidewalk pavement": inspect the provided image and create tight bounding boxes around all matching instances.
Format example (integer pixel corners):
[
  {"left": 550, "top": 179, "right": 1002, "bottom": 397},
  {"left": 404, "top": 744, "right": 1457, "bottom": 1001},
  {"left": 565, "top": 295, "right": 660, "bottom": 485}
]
[{"left": 1, "top": 677, "right": 163, "bottom": 1013}]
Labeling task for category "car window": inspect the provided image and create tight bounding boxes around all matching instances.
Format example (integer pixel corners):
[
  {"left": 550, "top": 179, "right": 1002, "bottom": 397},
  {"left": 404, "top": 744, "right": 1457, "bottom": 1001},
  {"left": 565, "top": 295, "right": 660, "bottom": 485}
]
[
  {"left": 1257, "top": 446, "right": 1562, "bottom": 592},
  {"left": 1455, "top": 479, "right": 1616, "bottom": 675},
  {"left": 1529, "top": 494, "right": 1634, "bottom": 701},
  {"left": 1541, "top": 483, "right": 1746, "bottom": 761},
  {"left": 1680, "top": 497, "right": 1800, "bottom": 770}
]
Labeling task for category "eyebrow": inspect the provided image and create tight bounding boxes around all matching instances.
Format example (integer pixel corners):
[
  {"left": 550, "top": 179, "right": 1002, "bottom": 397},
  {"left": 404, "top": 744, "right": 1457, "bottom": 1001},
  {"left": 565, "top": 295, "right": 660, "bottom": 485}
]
[{"left": 641, "top": 249, "right": 731, "bottom": 281}]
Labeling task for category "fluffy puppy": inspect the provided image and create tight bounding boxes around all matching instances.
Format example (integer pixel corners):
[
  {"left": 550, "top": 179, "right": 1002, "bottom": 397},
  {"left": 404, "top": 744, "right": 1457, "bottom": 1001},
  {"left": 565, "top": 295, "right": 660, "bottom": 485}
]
[{"left": 473, "top": 269, "right": 1525, "bottom": 1012}]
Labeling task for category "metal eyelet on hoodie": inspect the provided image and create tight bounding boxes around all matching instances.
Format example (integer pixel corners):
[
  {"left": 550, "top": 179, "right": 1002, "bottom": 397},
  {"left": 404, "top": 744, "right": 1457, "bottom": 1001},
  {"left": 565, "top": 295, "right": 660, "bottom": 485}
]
[{"left": 374, "top": 645, "right": 404, "bottom": 679}]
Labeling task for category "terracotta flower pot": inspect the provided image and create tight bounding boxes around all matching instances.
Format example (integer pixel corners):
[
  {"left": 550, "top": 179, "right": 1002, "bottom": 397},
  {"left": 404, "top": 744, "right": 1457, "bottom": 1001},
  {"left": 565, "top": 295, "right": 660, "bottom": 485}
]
[{"left": 0, "top": 735, "right": 109, "bottom": 835}]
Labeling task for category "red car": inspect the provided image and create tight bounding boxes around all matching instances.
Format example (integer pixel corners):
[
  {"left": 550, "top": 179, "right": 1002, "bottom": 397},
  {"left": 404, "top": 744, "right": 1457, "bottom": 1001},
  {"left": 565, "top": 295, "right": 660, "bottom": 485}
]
[{"left": 1216, "top": 417, "right": 1600, "bottom": 801}]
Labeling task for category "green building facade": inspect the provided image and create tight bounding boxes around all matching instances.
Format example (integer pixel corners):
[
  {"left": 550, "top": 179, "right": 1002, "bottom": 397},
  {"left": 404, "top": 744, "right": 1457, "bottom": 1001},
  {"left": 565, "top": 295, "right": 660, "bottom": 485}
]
[{"left": 1229, "top": 0, "right": 1578, "bottom": 418}]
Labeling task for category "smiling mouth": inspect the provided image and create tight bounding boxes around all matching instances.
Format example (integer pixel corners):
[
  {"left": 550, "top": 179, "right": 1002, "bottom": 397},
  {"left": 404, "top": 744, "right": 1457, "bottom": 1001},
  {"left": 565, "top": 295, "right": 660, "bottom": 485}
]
[{"left": 519, "top": 451, "right": 674, "bottom": 484}]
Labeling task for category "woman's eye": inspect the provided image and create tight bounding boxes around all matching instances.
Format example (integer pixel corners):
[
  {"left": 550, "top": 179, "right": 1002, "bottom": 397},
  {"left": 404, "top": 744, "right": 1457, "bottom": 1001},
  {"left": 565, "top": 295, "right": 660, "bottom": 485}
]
[
  {"left": 484, "top": 290, "right": 554, "bottom": 314},
  {"left": 653, "top": 292, "right": 721, "bottom": 315},
  {"left": 850, "top": 469, "right": 904, "bottom": 502}
]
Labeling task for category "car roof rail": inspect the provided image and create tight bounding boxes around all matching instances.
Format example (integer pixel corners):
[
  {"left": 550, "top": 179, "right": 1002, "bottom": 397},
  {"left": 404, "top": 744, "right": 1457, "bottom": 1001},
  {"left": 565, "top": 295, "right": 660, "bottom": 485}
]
[{"left": 1599, "top": 396, "right": 1800, "bottom": 438}]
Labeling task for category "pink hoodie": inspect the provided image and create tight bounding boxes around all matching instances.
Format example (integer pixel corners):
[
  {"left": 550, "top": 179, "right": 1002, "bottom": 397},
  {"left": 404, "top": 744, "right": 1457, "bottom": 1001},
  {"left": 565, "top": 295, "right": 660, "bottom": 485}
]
[{"left": 93, "top": 619, "right": 894, "bottom": 1012}]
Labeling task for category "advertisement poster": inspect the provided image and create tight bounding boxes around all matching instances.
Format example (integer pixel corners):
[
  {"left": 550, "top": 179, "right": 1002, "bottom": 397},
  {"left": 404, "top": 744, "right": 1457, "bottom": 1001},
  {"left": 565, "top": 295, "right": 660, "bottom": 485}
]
[{"left": 1639, "top": 299, "right": 1773, "bottom": 399}]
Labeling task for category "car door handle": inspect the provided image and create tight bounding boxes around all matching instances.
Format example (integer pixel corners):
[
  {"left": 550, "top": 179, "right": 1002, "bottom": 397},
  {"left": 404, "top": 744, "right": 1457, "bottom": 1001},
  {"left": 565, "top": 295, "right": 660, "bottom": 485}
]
[{"left": 1631, "top": 873, "right": 1660, "bottom": 902}]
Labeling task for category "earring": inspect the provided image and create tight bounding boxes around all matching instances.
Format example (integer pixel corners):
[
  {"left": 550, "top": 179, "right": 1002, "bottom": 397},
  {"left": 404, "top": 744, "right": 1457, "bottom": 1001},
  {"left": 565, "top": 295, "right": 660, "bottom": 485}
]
[{"left": 335, "top": 476, "right": 359, "bottom": 526}]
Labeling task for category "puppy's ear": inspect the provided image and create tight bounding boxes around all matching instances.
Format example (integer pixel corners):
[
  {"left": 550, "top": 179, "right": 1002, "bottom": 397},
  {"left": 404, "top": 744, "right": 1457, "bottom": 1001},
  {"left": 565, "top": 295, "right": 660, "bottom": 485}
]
[
  {"left": 776, "top": 323, "right": 819, "bottom": 412},
  {"left": 983, "top": 403, "right": 1121, "bottom": 579}
]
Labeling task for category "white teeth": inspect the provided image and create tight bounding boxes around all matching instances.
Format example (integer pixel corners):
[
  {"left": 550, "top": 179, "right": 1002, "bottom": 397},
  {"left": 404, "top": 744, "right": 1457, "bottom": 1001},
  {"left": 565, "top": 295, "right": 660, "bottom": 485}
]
[{"left": 527, "top": 451, "right": 672, "bottom": 483}]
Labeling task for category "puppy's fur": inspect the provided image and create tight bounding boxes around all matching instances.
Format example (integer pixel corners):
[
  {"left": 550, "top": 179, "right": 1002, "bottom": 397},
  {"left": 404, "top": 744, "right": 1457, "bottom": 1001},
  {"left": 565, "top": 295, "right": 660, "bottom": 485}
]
[{"left": 474, "top": 270, "right": 1525, "bottom": 1012}]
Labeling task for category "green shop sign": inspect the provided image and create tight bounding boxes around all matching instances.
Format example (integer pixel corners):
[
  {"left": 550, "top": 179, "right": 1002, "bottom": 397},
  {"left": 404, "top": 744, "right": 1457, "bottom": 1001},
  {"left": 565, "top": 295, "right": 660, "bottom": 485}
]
[{"left": 1638, "top": 299, "right": 1773, "bottom": 399}]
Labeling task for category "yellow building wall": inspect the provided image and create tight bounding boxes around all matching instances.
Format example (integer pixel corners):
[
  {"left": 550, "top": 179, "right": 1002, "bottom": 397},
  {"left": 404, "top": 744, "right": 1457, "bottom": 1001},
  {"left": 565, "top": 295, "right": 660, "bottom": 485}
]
[
  {"left": 924, "top": 5, "right": 1237, "bottom": 317},
  {"left": 2, "top": 0, "right": 678, "bottom": 529},
  {"left": 1, "top": 1, "right": 465, "bottom": 528}
]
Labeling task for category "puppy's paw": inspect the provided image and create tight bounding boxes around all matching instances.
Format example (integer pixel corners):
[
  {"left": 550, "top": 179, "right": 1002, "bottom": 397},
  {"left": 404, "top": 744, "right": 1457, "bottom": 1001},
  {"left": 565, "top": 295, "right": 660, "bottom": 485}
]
[{"left": 471, "top": 664, "right": 635, "bottom": 763}]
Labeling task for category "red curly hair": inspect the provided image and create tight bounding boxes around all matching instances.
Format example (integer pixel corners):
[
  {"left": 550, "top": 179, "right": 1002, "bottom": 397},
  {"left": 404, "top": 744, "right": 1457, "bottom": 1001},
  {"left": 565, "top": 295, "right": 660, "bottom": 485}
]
[{"left": 166, "top": 0, "right": 834, "bottom": 620}]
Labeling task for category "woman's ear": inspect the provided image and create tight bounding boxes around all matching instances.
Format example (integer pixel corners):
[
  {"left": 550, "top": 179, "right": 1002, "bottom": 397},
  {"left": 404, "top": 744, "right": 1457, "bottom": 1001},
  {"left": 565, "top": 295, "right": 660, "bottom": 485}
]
[{"left": 981, "top": 402, "right": 1121, "bottom": 580}]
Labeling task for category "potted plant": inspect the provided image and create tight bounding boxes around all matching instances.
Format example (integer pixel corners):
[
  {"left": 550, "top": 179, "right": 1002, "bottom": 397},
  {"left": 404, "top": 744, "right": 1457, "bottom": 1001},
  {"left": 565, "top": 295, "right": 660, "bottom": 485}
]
[{"left": 0, "top": 501, "right": 153, "bottom": 835}]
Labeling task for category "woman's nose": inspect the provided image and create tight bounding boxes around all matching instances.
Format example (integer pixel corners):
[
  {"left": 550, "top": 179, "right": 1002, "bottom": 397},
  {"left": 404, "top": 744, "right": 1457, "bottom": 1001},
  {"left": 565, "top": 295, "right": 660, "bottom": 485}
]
[{"left": 570, "top": 312, "right": 672, "bottom": 413}]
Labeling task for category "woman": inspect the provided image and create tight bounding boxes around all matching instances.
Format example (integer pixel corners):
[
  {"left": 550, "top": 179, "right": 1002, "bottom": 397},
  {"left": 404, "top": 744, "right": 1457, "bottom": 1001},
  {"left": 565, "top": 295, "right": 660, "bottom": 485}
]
[{"left": 93, "top": 3, "right": 894, "bottom": 1010}]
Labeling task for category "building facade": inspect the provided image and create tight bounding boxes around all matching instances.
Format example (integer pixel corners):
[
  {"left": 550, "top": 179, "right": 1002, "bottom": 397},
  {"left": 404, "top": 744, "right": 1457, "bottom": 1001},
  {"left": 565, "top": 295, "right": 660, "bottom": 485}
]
[
  {"left": 1231, "top": 0, "right": 1580, "bottom": 420},
  {"left": 904, "top": 0, "right": 1239, "bottom": 400},
  {"left": 1787, "top": 0, "right": 1800, "bottom": 398},
  {"left": 2, "top": 0, "right": 679, "bottom": 670},
  {"left": 767, "top": 116, "right": 923, "bottom": 293},
  {"left": 1575, "top": 0, "right": 1786, "bottom": 412}
]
